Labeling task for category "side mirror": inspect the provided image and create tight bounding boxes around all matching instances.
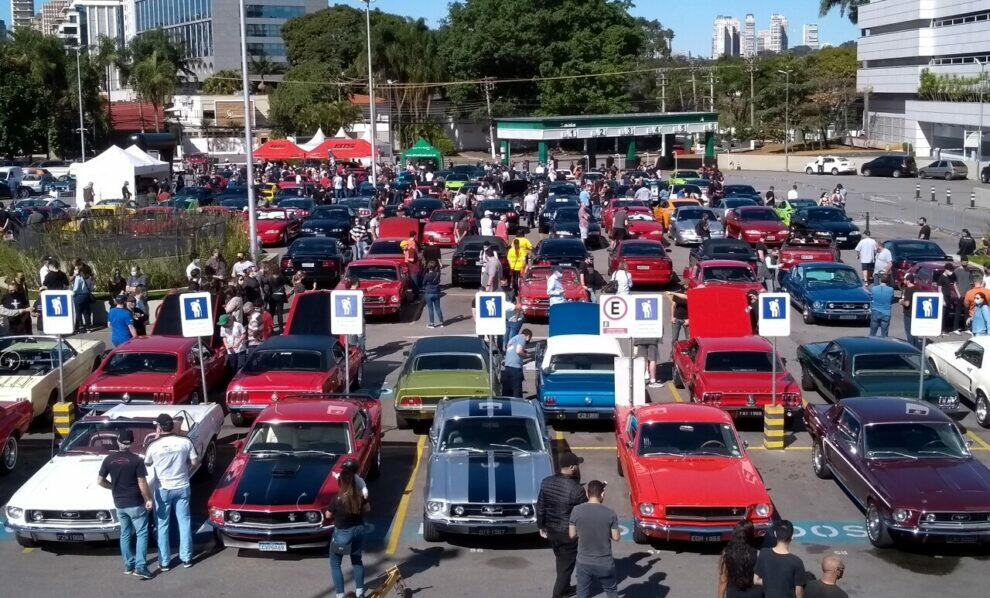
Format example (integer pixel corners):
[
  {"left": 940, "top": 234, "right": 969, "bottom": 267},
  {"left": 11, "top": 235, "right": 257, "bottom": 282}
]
[
  {"left": 781, "top": 357, "right": 788, "bottom": 367},
  {"left": 402, "top": 350, "right": 410, "bottom": 357}
]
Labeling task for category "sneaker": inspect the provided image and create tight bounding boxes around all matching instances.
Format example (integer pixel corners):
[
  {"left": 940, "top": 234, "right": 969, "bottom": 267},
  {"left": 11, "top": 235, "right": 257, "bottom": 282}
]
[
  {"left": 438, "top": 323, "right": 444, "bottom": 328},
  {"left": 160, "top": 565, "right": 170, "bottom": 573},
  {"left": 135, "top": 570, "right": 152, "bottom": 580},
  {"left": 427, "top": 323, "right": 435, "bottom": 328},
  {"left": 648, "top": 380, "right": 664, "bottom": 387},
  {"left": 182, "top": 562, "right": 193, "bottom": 569},
  {"left": 123, "top": 570, "right": 134, "bottom": 576}
]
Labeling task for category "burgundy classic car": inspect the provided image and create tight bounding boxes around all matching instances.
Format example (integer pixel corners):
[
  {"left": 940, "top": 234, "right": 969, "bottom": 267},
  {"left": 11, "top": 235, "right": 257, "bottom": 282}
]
[
  {"left": 805, "top": 397, "right": 990, "bottom": 548},
  {"left": 0, "top": 400, "right": 32, "bottom": 473},
  {"left": 724, "top": 206, "right": 788, "bottom": 247},
  {"left": 682, "top": 259, "right": 764, "bottom": 294}
]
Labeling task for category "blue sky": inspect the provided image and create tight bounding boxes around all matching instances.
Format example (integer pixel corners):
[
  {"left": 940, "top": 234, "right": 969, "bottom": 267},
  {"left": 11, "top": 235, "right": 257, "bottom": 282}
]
[{"left": 6, "top": 1, "right": 859, "bottom": 57}]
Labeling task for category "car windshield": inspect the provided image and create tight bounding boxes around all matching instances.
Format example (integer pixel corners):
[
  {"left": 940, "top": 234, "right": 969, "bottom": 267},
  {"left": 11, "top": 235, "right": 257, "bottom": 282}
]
[
  {"left": 244, "top": 422, "right": 351, "bottom": 455},
  {"left": 60, "top": 421, "right": 158, "bottom": 455},
  {"left": 430, "top": 211, "right": 461, "bottom": 222},
  {"left": 612, "top": 200, "right": 646, "bottom": 210},
  {"left": 638, "top": 422, "right": 741, "bottom": 457},
  {"left": 853, "top": 353, "right": 920, "bottom": 374},
  {"left": 439, "top": 416, "right": 543, "bottom": 453},
  {"left": 788, "top": 200, "right": 817, "bottom": 209},
  {"left": 621, "top": 244, "right": 666, "bottom": 257},
  {"left": 368, "top": 241, "right": 403, "bottom": 255},
  {"left": 703, "top": 266, "right": 756, "bottom": 282},
  {"left": 805, "top": 208, "right": 846, "bottom": 222},
  {"left": 706, "top": 244, "right": 753, "bottom": 258},
  {"left": 705, "top": 351, "right": 774, "bottom": 372},
  {"left": 410, "top": 200, "right": 442, "bottom": 210},
  {"left": 281, "top": 199, "right": 314, "bottom": 209},
  {"left": 803, "top": 267, "right": 861, "bottom": 287},
  {"left": 725, "top": 199, "right": 757, "bottom": 208},
  {"left": 0, "top": 337, "right": 69, "bottom": 375},
  {"left": 677, "top": 208, "right": 715, "bottom": 221},
  {"left": 674, "top": 171, "right": 699, "bottom": 179},
  {"left": 525, "top": 268, "right": 579, "bottom": 283},
  {"left": 292, "top": 239, "right": 340, "bottom": 254},
  {"left": 553, "top": 208, "right": 580, "bottom": 222},
  {"left": 310, "top": 207, "right": 350, "bottom": 220},
  {"left": 348, "top": 265, "right": 398, "bottom": 280},
  {"left": 725, "top": 186, "right": 757, "bottom": 195},
  {"left": 104, "top": 352, "right": 178, "bottom": 374},
  {"left": 865, "top": 422, "right": 968, "bottom": 460},
  {"left": 243, "top": 350, "right": 324, "bottom": 373},
  {"left": 739, "top": 209, "right": 780, "bottom": 222},
  {"left": 413, "top": 353, "right": 484, "bottom": 371},
  {"left": 481, "top": 201, "right": 513, "bottom": 212},
  {"left": 549, "top": 353, "right": 614, "bottom": 371},
  {"left": 891, "top": 241, "right": 947, "bottom": 259},
  {"left": 539, "top": 241, "right": 586, "bottom": 257}
]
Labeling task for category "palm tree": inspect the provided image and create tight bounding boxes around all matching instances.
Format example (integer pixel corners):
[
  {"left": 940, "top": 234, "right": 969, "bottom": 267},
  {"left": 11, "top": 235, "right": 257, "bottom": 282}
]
[
  {"left": 92, "top": 36, "right": 124, "bottom": 125},
  {"left": 818, "top": 0, "right": 869, "bottom": 24},
  {"left": 249, "top": 55, "right": 285, "bottom": 94},
  {"left": 130, "top": 50, "right": 179, "bottom": 133}
]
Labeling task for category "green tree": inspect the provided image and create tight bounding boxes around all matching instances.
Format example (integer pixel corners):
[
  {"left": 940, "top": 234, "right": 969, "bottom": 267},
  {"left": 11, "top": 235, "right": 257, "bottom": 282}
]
[
  {"left": 819, "top": 0, "right": 870, "bottom": 24},
  {"left": 131, "top": 50, "right": 179, "bottom": 132},
  {"left": 202, "top": 70, "right": 243, "bottom": 94},
  {"left": 249, "top": 56, "right": 285, "bottom": 94},
  {"left": 268, "top": 62, "right": 362, "bottom": 135}
]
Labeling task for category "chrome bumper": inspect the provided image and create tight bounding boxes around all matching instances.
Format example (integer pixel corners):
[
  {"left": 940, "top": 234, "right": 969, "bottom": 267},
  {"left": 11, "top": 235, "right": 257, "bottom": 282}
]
[
  {"left": 212, "top": 521, "right": 333, "bottom": 549},
  {"left": 426, "top": 514, "right": 539, "bottom": 536},
  {"left": 636, "top": 520, "right": 770, "bottom": 542},
  {"left": 6, "top": 522, "right": 120, "bottom": 542}
]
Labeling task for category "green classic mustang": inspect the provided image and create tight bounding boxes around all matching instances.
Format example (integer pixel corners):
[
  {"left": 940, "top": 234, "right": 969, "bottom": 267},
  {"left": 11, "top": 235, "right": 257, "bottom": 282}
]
[{"left": 391, "top": 336, "right": 497, "bottom": 429}]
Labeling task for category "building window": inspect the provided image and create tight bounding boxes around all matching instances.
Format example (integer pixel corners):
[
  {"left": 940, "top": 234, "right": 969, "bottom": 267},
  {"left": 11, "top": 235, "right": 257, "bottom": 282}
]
[
  {"left": 934, "top": 12, "right": 990, "bottom": 28},
  {"left": 246, "top": 42, "right": 287, "bottom": 58},
  {"left": 245, "top": 23, "right": 282, "bottom": 38},
  {"left": 245, "top": 5, "right": 304, "bottom": 19}
]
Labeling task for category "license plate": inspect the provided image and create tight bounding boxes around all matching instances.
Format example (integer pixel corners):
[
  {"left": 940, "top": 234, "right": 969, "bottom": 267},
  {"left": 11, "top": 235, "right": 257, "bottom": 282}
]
[
  {"left": 637, "top": 265, "right": 650, "bottom": 271},
  {"left": 736, "top": 410, "right": 763, "bottom": 417},
  {"left": 946, "top": 535, "right": 978, "bottom": 544},
  {"left": 471, "top": 527, "right": 509, "bottom": 536},
  {"left": 258, "top": 541, "right": 287, "bottom": 552},
  {"left": 801, "top": 255, "right": 814, "bottom": 260},
  {"left": 56, "top": 533, "right": 85, "bottom": 542},
  {"left": 577, "top": 412, "right": 601, "bottom": 419},
  {"left": 764, "top": 235, "right": 776, "bottom": 241},
  {"left": 838, "top": 315, "right": 858, "bottom": 320},
  {"left": 836, "top": 237, "right": 847, "bottom": 241},
  {"left": 689, "top": 533, "right": 723, "bottom": 543},
  {"left": 302, "top": 262, "right": 315, "bottom": 268}
]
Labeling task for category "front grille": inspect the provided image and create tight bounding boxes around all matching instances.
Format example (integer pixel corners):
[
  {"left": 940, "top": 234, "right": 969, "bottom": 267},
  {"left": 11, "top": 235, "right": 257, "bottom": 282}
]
[
  {"left": 34, "top": 510, "right": 108, "bottom": 523},
  {"left": 364, "top": 296, "right": 386, "bottom": 304},
  {"left": 230, "top": 511, "right": 316, "bottom": 526},
  {"left": 825, "top": 303, "right": 869, "bottom": 311},
  {"left": 665, "top": 506, "right": 748, "bottom": 521},
  {"left": 449, "top": 503, "right": 532, "bottom": 519},
  {"left": 922, "top": 512, "right": 990, "bottom": 526}
]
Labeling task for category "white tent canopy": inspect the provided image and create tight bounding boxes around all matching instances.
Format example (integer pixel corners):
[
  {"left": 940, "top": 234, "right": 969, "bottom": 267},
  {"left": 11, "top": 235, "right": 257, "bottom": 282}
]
[
  {"left": 332, "top": 127, "right": 351, "bottom": 139},
  {"left": 72, "top": 145, "right": 171, "bottom": 208},
  {"left": 298, "top": 128, "right": 327, "bottom": 151}
]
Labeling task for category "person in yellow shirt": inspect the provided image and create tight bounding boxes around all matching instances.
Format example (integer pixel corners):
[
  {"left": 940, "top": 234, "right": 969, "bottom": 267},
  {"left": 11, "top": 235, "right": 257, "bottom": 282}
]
[{"left": 507, "top": 235, "right": 533, "bottom": 291}]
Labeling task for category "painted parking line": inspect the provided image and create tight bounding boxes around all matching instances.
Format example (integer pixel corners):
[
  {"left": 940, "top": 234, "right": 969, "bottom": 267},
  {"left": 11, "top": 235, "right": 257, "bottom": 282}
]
[
  {"left": 385, "top": 434, "right": 427, "bottom": 556},
  {"left": 669, "top": 385, "right": 684, "bottom": 403},
  {"left": 967, "top": 431, "right": 990, "bottom": 452}
]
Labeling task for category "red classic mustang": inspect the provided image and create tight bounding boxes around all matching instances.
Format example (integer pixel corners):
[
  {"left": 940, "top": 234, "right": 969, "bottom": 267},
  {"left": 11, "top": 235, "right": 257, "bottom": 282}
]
[
  {"left": 602, "top": 198, "right": 648, "bottom": 232},
  {"left": 624, "top": 210, "right": 666, "bottom": 241},
  {"left": 253, "top": 208, "right": 302, "bottom": 247},
  {"left": 335, "top": 259, "right": 411, "bottom": 319},
  {"left": 616, "top": 403, "right": 773, "bottom": 543},
  {"left": 608, "top": 240, "right": 673, "bottom": 287},
  {"left": 423, "top": 209, "right": 474, "bottom": 247},
  {"left": 672, "top": 336, "right": 802, "bottom": 418},
  {"left": 0, "top": 400, "right": 31, "bottom": 473},
  {"left": 682, "top": 259, "right": 764, "bottom": 294},
  {"left": 778, "top": 236, "right": 839, "bottom": 272},
  {"left": 805, "top": 397, "right": 990, "bottom": 547},
  {"left": 724, "top": 206, "right": 788, "bottom": 247},
  {"left": 208, "top": 397, "right": 381, "bottom": 552},
  {"left": 77, "top": 336, "right": 228, "bottom": 412},
  {"left": 125, "top": 207, "right": 181, "bottom": 236},
  {"left": 225, "top": 335, "right": 363, "bottom": 426},
  {"left": 517, "top": 266, "right": 587, "bottom": 318}
]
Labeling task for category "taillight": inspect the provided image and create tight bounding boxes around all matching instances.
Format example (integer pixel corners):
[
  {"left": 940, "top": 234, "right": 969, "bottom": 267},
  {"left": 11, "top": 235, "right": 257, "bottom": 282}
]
[
  {"left": 701, "top": 392, "right": 722, "bottom": 405},
  {"left": 155, "top": 392, "right": 171, "bottom": 404},
  {"left": 322, "top": 260, "right": 338, "bottom": 268},
  {"left": 544, "top": 396, "right": 556, "bottom": 407},
  {"left": 535, "top": 260, "right": 550, "bottom": 266},
  {"left": 78, "top": 389, "right": 90, "bottom": 404},
  {"left": 399, "top": 396, "right": 422, "bottom": 408},
  {"left": 781, "top": 393, "right": 802, "bottom": 408},
  {"left": 227, "top": 390, "right": 247, "bottom": 404},
  {"left": 453, "top": 257, "right": 467, "bottom": 266}
]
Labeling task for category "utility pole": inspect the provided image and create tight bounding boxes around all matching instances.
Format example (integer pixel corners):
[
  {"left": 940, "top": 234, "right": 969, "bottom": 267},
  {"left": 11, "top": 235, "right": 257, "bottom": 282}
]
[
  {"left": 237, "top": 0, "right": 258, "bottom": 260},
  {"left": 748, "top": 60, "right": 756, "bottom": 127},
  {"left": 778, "top": 69, "right": 792, "bottom": 172},
  {"left": 659, "top": 72, "right": 667, "bottom": 113},
  {"left": 72, "top": 46, "right": 86, "bottom": 162},
  {"left": 483, "top": 78, "right": 497, "bottom": 160},
  {"left": 708, "top": 69, "right": 715, "bottom": 112},
  {"left": 690, "top": 69, "right": 698, "bottom": 111},
  {"left": 362, "top": 0, "right": 378, "bottom": 184}
]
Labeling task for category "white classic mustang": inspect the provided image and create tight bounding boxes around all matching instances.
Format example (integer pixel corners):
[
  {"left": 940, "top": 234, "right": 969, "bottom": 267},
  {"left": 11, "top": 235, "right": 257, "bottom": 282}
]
[
  {"left": 0, "top": 335, "right": 106, "bottom": 419},
  {"left": 4, "top": 404, "right": 224, "bottom": 547},
  {"left": 926, "top": 336, "right": 990, "bottom": 428}
]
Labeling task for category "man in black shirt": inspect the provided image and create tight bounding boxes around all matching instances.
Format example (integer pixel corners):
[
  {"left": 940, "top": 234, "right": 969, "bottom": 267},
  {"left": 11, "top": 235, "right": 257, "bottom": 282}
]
[
  {"left": 755, "top": 520, "right": 807, "bottom": 598},
  {"left": 804, "top": 556, "right": 848, "bottom": 598},
  {"left": 41, "top": 260, "right": 69, "bottom": 290},
  {"left": 97, "top": 430, "right": 153, "bottom": 579},
  {"left": 900, "top": 274, "right": 919, "bottom": 348},
  {"left": 536, "top": 452, "right": 587, "bottom": 598},
  {"left": 765, "top": 186, "right": 776, "bottom": 206},
  {"left": 917, "top": 217, "right": 931, "bottom": 240}
]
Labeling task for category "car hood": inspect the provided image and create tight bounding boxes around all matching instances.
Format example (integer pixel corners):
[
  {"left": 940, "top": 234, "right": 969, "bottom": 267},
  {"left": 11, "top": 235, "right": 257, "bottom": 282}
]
[
  {"left": 85, "top": 372, "right": 178, "bottom": 392},
  {"left": 222, "top": 454, "right": 341, "bottom": 507},
  {"left": 804, "top": 286, "right": 871, "bottom": 301},
  {"left": 632, "top": 456, "right": 769, "bottom": 507},
  {"left": 302, "top": 218, "right": 348, "bottom": 229},
  {"left": 540, "top": 372, "right": 615, "bottom": 394},
  {"left": 398, "top": 370, "right": 491, "bottom": 395},
  {"left": 806, "top": 221, "right": 858, "bottom": 234},
  {"left": 869, "top": 459, "right": 990, "bottom": 510},
  {"left": 927, "top": 341, "right": 966, "bottom": 362},
  {"left": 427, "top": 451, "right": 553, "bottom": 504},
  {"left": 676, "top": 219, "right": 724, "bottom": 232},
  {"left": 8, "top": 456, "right": 113, "bottom": 510}
]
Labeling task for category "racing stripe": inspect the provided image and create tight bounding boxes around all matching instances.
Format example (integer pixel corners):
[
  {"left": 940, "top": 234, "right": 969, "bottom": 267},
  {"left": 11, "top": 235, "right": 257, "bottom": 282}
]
[
  {"left": 493, "top": 454, "right": 516, "bottom": 503},
  {"left": 467, "top": 453, "right": 488, "bottom": 503},
  {"left": 468, "top": 399, "right": 488, "bottom": 417}
]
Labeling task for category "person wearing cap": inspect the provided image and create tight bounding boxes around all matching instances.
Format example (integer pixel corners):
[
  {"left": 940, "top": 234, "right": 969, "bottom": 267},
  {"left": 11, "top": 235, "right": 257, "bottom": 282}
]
[
  {"left": 537, "top": 452, "right": 587, "bottom": 598},
  {"left": 145, "top": 414, "right": 200, "bottom": 572},
  {"left": 231, "top": 252, "right": 255, "bottom": 279},
  {"left": 480, "top": 210, "right": 495, "bottom": 236},
  {"left": 219, "top": 314, "right": 247, "bottom": 372},
  {"left": 98, "top": 429, "right": 153, "bottom": 579},
  {"left": 108, "top": 295, "right": 136, "bottom": 347}
]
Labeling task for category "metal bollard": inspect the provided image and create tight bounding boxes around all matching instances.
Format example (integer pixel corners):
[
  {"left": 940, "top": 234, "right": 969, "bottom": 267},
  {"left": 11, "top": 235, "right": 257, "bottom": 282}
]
[
  {"left": 972, "top": 190, "right": 977, "bottom": 209},
  {"left": 916, "top": 183, "right": 920, "bottom": 200},
  {"left": 947, "top": 188, "right": 952, "bottom": 205},
  {"left": 864, "top": 212, "right": 871, "bottom": 236},
  {"left": 931, "top": 186, "right": 936, "bottom": 202}
]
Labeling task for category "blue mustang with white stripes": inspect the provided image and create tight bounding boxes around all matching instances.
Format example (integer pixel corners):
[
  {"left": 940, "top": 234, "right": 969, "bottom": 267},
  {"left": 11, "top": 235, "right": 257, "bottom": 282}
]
[{"left": 422, "top": 397, "right": 554, "bottom": 542}]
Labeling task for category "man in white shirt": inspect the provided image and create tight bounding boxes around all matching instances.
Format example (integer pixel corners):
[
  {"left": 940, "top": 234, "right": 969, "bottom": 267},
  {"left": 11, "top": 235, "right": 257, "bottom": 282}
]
[
  {"left": 524, "top": 191, "right": 539, "bottom": 228},
  {"left": 786, "top": 184, "right": 799, "bottom": 200},
  {"left": 454, "top": 190, "right": 468, "bottom": 209},
  {"left": 425, "top": 170, "right": 434, "bottom": 183},
  {"left": 145, "top": 414, "right": 199, "bottom": 571},
  {"left": 346, "top": 173, "right": 356, "bottom": 196},
  {"left": 547, "top": 267, "right": 566, "bottom": 306},
  {"left": 480, "top": 211, "right": 495, "bottom": 236},
  {"left": 231, "top": 253, "right": 255, "bottom": 278},
  {"left": 855, "top": 232, "right": 879, "bottom": 283},
  {"left": 873, "top": 241, "right": 893, "bottom": 285},
  {"left": 185, "top": 255, "right": 201, "bottom": 281},
  {"left": 611, "top": 261, "right": 632, "bottom": 294}
]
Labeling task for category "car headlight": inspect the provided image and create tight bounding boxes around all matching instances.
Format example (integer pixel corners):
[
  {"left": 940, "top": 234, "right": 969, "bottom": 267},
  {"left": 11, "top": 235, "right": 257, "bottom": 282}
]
[
  {"left": 228, "top": 510, "right": 243, "bottom": 523},
  {"left": 754, "top": 504, "right": 770, "bottom": 517},
  {"left": 893, "top": 508, "right": 910, "bottom": 523},
  {"left": 96, "top": 510, "right": 111, "bottom": 521},
  {"left": 32, "top": 511, "right": 44, "bottom": 522},
  {"left": 209, "top": 507, "right": 224, "bottom": 520},
  {"left": 305, "top": 511, "right": 322, "bottom": 523},
  {"left": 638, "top": 503, "right": 654, "bottom": 516},
  {"left": 453, "top": 505, "right": 465, "bottom": 516},
  {"left": 519, "top": 505, "right": 532, "bottom": 517},
  {"left": 426, "top": 501, "right": 445, "bottom": 514},
  {"left": 5, "top": 506, "right": 23, "bottom": 520},
  {"left": 812, "top": 301, "right": 824, "bottom": 310},
  {"left": 745, "top": 229, "right": 762, "bottom": 235}
]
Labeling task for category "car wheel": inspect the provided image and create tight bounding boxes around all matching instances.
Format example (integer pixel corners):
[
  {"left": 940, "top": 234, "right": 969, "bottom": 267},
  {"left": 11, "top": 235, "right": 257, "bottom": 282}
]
[
  {"left": 452, "top": 274, "right": 461, "bottom": 288},
  {"left": 0, "top": 435, "right": 18, "bottom": 474},
  {"left": 632, "top": 524, "right": 650, "bottom": 545},
  {"left": 17, "top": 188, "right": 30, "bottom": 199},
  {"left": 983, "top": 173, "right": 989, "bottom": 184},
  {"left": 195, "top": 440, "right": 217, "bottom": 482},
  {"left": 945, "top": 172, "right": 953, "bottom": 181},
  {"left": 803, "top": 308, "right": 815, "bottom": 325},
  {"left": 230, "top": 412, "right": 246, "bottom": 427},
  {"left": 189, "top": 390, "right": 202, "bottom": 405},
  {"left": 866, "top": 503, "right": 894, "bottom": 548},
  {"left": 15, "top": 535, "right": 37, "bottom": 548},
  {"left": 976, "top": 392, "right": 990, "bottom": 428},
  {"left": 672, "top": 367, "right": 684, "bottom": 389},
  {"left": 805, "top": 167, "right": 814, "bottom": 175},
  {"left": 831, "top": 168, "right": 839, "bottom": 176},
  {"left": 423, "top": 516, "right": 443, "bottom": 543},
  {"left": 892, "top": 169, "right": 902, "bottom": 178},
  {"left": 800, "top": 366, "right": 816, "bottom": 392},
  {"left": 368, "top": 448, "right": 382, "bottom": 480},
  {"left": 812, "top": 440, "right": 832, "bottom": 479},
  {"left": 862, "top": 168, "right": 872, "bottom": 177}
]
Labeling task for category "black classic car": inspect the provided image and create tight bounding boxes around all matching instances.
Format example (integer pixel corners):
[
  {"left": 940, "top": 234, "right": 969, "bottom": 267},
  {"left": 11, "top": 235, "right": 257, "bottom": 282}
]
[
  {"left": 797, "top": 337, "right": 966, "bottom": 419},
  {"left": 688, "top": 238, "right": 758, "bottom": 272},
  {"left": 300, "top": 205, "right": 353, "bottom": 242},
  {"left": 280, "top": 237, "right": 350, "bottom": 287},
  {"left": 788, "top": 207, "right": 862, "bottom": 249},
  {"left": 450, "top": 235, "right": 508, "bottom": 287}
]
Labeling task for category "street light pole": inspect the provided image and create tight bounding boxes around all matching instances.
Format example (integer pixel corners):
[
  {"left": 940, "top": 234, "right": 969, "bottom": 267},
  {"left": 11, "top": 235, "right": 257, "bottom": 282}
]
[
  {"left": 363, "top": 0, "right": 379, "bottom": 185},
  {"left": 238, "top": 0, "right": 258, "bottom": 260},
  {"left": 777, "top": 69, "right": 791, "bottom": 172},
  {"left": 978, "top": 59, "right": 986, "bottom": 166},
  {"left": 72, "top": 46, "right": 86, "bottom": 162}
]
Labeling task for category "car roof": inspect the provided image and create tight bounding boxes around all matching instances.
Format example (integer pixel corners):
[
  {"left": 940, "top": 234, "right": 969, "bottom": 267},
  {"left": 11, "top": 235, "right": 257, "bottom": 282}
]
[
  {"left": 543, "top": 335, "right": 622, "bottom": 365},
  {"left": 457, "top": 235, "right": 507, "bottom": 248},
  {"left": 695, "top": 336, "right": 772, "bottom": 351},
  {"left": 635, "top": 403, "right": 733, "bottom": 425},
  {"left": 539, "top": 238, "right": 586, "bottom": 249},
  {"left": 438, "top": 397, "right": 541, "bottom": 420},
  {"left": 109, "top": 336, "right": 196, "bottom": 352},
  {"left": 255, "top": 334, "right": 336, "bottom": 353},
  {"left": 410, "top": 335, "right": 487, "bottom": 357},
  {"left": 256, "top": 399, "right": 361, "bottom": 423},
  {"left": 841, "top": 397, "right": 951, "bottom": 424},
  {"left": 828, "top": 336, "right": 917, "bottom": 354}
]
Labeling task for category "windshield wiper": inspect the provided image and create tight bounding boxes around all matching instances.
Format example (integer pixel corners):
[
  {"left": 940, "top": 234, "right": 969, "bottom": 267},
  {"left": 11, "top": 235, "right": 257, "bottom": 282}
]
[
  {"left": 249, "top": 449, "right": 293, "bottom": 457},
  {"left": 640, "top": 450, "right": 684, "bottom": 458},
  {"left": 867, "top": 450, "right": 918, "bottom": 460},
  {"left": 490, "top": 443, "right": 531, "bottom": 454},
  {"left": 692, "top": 450, "right": 732, "bottom": 457},
  {"left": 443, "top": 446, "right": 487, "bottom": 454},
  {"left": 917, "top": 449, "right": 964, "bottom": 459},
  {"left": 292, "top": 449, "right": 338, "bottom": 457}
]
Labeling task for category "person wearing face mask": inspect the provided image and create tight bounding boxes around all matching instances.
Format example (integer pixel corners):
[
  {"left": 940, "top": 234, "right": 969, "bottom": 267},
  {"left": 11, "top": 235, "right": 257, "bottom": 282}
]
[
  {"left": 71, "top": 264, "right": 95, "bottom": 332},
  {"left": 126, "top": 266, "right": 148, "bottom": 294},
  {"left": 971, "top": 292, "right": 990, "bottom": 336}
]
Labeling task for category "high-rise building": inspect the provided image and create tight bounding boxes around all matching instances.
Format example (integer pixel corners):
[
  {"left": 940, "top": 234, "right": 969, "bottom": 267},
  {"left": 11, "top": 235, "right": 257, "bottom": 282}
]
[
  {"left": 133, "top": 0, "right": 323, "bottom": 80},
  {"left": 803, "top": 24, "right": 820, "bottom": 49},
  {"left": 757, "top": 30, "right": 771, "bottom": 54},
  {"left": 712, "top": 15, "right": 740, "bottom": 58},
  {"left": 10, "top": 0, "right": 35, "bottom": 29},
  {"left": 769, "top": 14, "right": 788, "bottom": 53},
  {"left": 40, "top": 0, "right": 69, "bottom": 36},
  {"left": 742, "top": 14, "right": 756, "bottom": 58}
]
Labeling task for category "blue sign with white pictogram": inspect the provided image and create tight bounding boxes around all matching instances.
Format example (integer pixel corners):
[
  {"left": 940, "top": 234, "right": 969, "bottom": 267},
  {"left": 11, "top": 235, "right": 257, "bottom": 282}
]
[
  {"left": 758, "top": 293, "right": 790, "bottom": 337},
  {"left": 180, "top": 292, "right": 214, "bottom": 338},
  {"left": 475, "top": 292, "right": 507, "bottom": 335},
  {"left": 331, "top": 290, "right": 364, "bottom": 335},
  {"left": 636, "top": 298, "right": 659, "bottom": 321},
  {"left": 910, "top": 292, "right": 943, "bottom": 338},
  {"left": 599, "top": 294, "right": 663, "bottom": 338},
  {"left": 40, "top": 290, "right": 74, "bottom": 335}
]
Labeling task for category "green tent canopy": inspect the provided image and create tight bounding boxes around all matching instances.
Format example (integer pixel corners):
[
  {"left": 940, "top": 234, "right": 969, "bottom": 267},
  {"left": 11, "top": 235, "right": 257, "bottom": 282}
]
[{"left": 401, "top": 137, "right": 443, "bottom": 168}]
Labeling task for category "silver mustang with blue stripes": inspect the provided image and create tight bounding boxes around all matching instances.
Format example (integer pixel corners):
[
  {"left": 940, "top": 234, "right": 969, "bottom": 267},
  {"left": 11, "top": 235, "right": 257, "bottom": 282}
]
[{"left": 423, "top": 397, "right": 554, "bottom": 542}]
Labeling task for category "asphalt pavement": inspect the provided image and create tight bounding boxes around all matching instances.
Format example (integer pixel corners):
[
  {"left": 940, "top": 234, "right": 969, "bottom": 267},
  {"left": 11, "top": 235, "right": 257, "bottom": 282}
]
[{"left": 1, "top": 170, "right": 989, "bottom": 598}]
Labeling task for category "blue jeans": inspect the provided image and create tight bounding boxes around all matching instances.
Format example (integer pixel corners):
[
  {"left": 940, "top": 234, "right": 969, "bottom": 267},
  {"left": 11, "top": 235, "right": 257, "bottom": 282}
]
[
  {"left": 73, "top": 293, "right": 92, "bottom": 329},
  {"left": 352, "top": 240, "right": 366, "bottom": 261},
  {"left": 903, "top": 311, "right": 917, "bottom": 347},
  {"left": 576, "top": 562, "right": 619, "bottom": 598},
  {"left": 154, "top": 486, "right": 193, "bottom": 567},
  {"left": 118, "top": 505, "right": 151, "bottom": 574},
  {"left": 425, "top": 293, "right": 443, "bottom": 325},
  {"left": 329, "top": 526, "right": 366, "bottom": 597},
  {"left": 870, "top": 310, "right": 891, "bottom": 337}
]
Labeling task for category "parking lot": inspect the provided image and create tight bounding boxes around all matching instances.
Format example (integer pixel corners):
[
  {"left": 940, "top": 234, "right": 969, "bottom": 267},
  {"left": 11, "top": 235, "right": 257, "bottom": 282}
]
[{"left": 2, "top": 170, "right": 989, "bottom": 597}]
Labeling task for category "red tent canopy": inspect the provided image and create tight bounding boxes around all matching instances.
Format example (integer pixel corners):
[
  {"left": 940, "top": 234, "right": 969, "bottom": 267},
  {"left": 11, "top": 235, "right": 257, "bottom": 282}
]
[
  {"left": 254, "top": 139, "right": 305, "bottom": 161},
  {"left": 305, "top": 138, "right": 375, "bottom": 160}
]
